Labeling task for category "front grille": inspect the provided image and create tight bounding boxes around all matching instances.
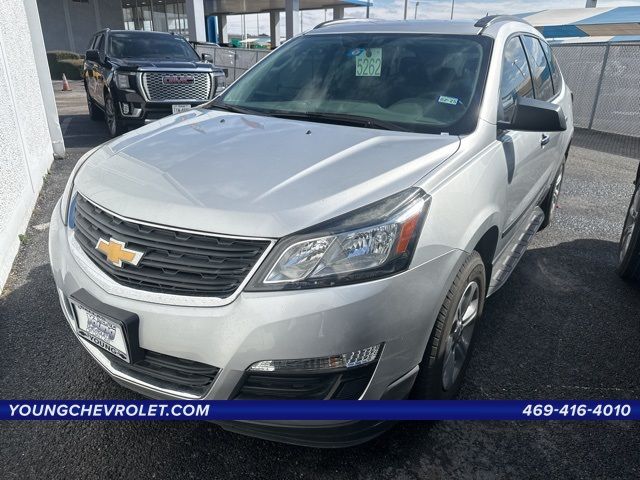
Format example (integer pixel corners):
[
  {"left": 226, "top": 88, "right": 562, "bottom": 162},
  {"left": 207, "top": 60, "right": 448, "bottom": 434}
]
[
  {"left": 73, "top": 195, "right": 270, "bottom": 297},
  {"left": 112, "top": 350, "right": 220, "bottom": 396},
  {"left": 235, "top": 364, "right": 377, "bottom": 400},
  {"left": 141, "top": 72, "right": 211, "bottom": 101}
]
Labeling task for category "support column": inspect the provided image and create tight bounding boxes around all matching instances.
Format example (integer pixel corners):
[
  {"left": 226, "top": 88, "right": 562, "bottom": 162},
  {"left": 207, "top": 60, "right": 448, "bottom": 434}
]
[
  {"left": 24, "top": 0, "right": 65, "bottom": 158},
  {"left": 185, "top": 0, "right": 206, "bottom": 42},
  {"left": 333, "top": 6, "right": 344, "bottom": 19},
  {"left": 285, "top": 0, "right": 300, "bottom": 39},
  {"left": 269, "top": 11, "right": 281, "bottom": 47},
  {"left": 217, "top": 14, "right": 228, "bottom": 44}
]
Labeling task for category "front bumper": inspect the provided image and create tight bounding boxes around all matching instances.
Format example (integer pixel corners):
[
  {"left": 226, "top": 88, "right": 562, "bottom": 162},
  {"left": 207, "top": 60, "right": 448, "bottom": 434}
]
[
  {"left": 49, "top": 201, "right": 464, "bottom": 445},
  {"left": 112, "top": 87, "right": 211, "bottom": 124}
]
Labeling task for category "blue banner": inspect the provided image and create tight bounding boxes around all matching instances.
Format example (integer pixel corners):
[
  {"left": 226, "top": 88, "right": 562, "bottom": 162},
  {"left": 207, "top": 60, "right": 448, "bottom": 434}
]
[{"left": 1, "top": 400, "right": 638, "bottom": 421}]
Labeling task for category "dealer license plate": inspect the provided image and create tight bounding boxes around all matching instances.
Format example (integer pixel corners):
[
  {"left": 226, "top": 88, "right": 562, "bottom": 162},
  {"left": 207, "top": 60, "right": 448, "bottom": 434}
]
[
  {"left": 172, "top": 104, "right": 191, "bottom": 114},
  {"left": 73, "top": 303, "right": 130, "bottom": 362}
]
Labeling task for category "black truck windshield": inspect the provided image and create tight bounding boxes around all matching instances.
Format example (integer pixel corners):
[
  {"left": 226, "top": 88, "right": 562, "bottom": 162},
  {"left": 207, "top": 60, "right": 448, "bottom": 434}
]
[
  {"left": 215, "top": 33, "right": 492, "bottom": 134},
  {"left": 108, "top": 32, "right": 200, "bottom": 61}
]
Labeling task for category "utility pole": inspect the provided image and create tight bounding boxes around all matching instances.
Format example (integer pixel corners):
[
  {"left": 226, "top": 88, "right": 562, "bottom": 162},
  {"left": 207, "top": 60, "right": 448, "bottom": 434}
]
[
  {"left": 450, "top": 0, "right": 455, "bottom": 19},
  {"left": 414, "top": 1, "right": 420, "bottom": 19},
  {"left": 366, "top": 1, "right": 370, "bottom": 18},
  {"left": 404, "top": 0, "right": 408, "bottom": 20}
]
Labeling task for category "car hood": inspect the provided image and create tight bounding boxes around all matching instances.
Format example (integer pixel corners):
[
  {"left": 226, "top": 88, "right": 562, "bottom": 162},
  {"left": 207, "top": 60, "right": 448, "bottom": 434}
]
[
  {"left": 75, "top": 110, "right": 460, "bottom": 238},
  {"left": 111, "top": 58, "right": 212, "bottom": 70}
]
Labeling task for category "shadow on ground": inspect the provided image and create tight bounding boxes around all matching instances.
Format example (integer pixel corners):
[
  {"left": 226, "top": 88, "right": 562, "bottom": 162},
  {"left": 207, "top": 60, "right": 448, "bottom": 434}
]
[
  {"left": 1, "top": 238, "right": 639, "bottom": 479},
  {"left": 60, "top": 114, "right": 109, "bottom": 149}
]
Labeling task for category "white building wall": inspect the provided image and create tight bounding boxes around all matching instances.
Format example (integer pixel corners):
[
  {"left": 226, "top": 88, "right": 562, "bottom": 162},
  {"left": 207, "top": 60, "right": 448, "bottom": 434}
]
[{"left": 0, "top": 0, "right": 59, "bottom": 291}]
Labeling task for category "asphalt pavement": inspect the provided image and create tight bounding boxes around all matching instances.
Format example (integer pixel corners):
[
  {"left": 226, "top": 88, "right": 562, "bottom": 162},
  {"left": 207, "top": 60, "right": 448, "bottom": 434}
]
[{"left": 1, "top": 83, "right": 639, "bottom": 479}]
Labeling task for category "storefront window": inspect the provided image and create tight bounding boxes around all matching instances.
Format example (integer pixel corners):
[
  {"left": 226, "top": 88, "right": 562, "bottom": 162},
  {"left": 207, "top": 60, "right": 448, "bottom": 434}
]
[
  {"left": 121, "top": 0, "right": 188, "bottom": 35},
  {"left": 152, "top": 1, "right": 168, "bottom": 32},
  {"left": 122, "top": 3, "right": 135, "bottom": 30}
]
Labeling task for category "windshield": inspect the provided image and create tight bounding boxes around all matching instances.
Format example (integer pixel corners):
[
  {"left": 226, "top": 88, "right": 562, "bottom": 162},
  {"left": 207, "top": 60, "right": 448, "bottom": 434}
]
[
  {"left": 108, "top": 32, "right": 200, "bottom": 61},
  {"left": 215, "top": 33, "right": 492, "bottom": 134}
]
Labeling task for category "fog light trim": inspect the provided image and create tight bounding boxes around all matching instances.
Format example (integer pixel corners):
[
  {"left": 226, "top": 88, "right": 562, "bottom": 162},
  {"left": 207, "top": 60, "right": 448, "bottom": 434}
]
[{"left": 247, "top": 344, "right": 381, "bottom": 373}]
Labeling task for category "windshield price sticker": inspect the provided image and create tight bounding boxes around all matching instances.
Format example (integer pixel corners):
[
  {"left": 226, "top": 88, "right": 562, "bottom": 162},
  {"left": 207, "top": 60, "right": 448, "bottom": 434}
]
[{"left": 356, "top": 48, "right": 382, "bottom": 77}]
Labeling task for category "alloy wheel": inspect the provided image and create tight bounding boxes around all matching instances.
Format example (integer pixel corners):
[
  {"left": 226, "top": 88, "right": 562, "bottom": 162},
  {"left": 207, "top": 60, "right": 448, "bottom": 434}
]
[
  {"left": 105, "top": 95, "right": 116, "bottom": 136},
  {"left": 442, "top": 280, "right": 480, "bottom": 391},
  {"left": 620, "top": 186, "right": 640, "bottom": 263},
  {"left": 549, "top": 167, "right": 564, "bottom": 219}
]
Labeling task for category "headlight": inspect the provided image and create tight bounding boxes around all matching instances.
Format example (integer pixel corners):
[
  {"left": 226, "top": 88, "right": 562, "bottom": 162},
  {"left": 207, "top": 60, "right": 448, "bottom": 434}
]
[
  {"left": 59, "top": 146, "right": 99, "bottom": 226},
  {"left": 246, "top": 188, "right": 430, "bottom": 291},
  {"left": 115, "top": 72, "right": 132, "bottom": 89}
]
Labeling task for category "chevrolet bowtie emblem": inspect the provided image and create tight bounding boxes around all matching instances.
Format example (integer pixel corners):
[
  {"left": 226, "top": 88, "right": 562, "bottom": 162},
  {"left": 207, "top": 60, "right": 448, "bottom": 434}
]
[{"left": 95, "top": 237, "right": 144, "bottom": 268}]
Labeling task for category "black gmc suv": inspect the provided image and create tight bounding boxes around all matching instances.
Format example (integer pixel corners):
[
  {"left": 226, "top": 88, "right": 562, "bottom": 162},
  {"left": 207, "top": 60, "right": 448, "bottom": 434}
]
[{"left": 84, "top": 29, "right": 225, "bottom": 137}]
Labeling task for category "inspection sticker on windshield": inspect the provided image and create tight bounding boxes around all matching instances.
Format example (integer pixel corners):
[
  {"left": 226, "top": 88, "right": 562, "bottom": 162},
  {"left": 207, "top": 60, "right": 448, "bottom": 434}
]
[
  {"left": 355, "top": 48, "right": 382, "bottom": 77},
  {"left": 438, "top": 95, "right": 459, "bottom": 105}
]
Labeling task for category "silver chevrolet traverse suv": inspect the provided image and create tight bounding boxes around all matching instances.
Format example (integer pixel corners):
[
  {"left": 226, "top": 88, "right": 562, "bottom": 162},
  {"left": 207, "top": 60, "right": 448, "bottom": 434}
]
[{"left": 50, "top": 16, "right": 573, "bottom": 446}]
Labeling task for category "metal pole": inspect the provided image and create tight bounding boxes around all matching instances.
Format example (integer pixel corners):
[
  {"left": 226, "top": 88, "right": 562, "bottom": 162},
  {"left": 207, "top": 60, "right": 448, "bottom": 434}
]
[
  {"left": 366, "top": 1, "right": 370, "bottom": 18},
  {"left": 589, "top": 43, "right": 610, "bottom": 130},
  {"left": 403, "top": 0, "right": 408, "bottom": 20},
  {"left": 414, "top": 2, "right": 419, "bottom": 19},
  {"left": 450, "top": 0, "right": 455, "bottom": 20}
]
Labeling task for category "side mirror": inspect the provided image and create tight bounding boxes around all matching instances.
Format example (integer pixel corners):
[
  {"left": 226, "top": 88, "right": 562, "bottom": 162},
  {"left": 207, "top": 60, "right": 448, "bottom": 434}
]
[
  {"left": 85, "top": 49, "right": 100, "bottom": 63},
  {"left": 202, "top": 53, "right": 213, "bottom": 63},
  {"left": 498, "top": 96, "right": 567, "bottom": 132}
]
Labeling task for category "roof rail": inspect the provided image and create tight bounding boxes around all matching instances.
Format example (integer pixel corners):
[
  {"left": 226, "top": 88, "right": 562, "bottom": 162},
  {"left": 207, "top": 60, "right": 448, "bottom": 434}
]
[
  {"left": 313, "top": 18, "right": 377, "bottom": 30},
  {"left": 474, "top": 15, "right": 531, "bottom": 33}
]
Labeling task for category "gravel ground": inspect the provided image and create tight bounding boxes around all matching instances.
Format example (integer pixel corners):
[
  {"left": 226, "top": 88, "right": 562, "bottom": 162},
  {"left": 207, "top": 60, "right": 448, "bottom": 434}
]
[{"left": 1, "top": 86, "right": 639, "bottom": 479}]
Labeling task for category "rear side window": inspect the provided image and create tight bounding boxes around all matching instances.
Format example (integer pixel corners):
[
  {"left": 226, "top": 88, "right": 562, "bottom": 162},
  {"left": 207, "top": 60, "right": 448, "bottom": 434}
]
[
  {"left": 521, "top": 35, "right": 554, "bottom": 101},
  {"left": 540, "top": 40, "right": 563, "bottom": 94},
  {"left": 499, "top": 36, "right": 534, "bottom": 121}
]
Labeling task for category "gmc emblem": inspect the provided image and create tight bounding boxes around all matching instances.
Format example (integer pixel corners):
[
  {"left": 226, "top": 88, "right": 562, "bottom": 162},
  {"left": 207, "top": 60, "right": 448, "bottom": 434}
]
[{"left": 162, "top": 74, "right": 195, "bottom": 85}]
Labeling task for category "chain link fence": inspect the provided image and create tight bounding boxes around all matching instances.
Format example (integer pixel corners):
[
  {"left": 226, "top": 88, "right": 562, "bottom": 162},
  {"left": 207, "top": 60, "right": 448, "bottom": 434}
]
[
  {"left": 194, "top": 42, "right": 640, "bottom": 138},
  {"left": 194, "top": 43, "right": 270, "bottom": 84},
  {"left": 552, "top": 42, "right": 640, "bottom": 137}
]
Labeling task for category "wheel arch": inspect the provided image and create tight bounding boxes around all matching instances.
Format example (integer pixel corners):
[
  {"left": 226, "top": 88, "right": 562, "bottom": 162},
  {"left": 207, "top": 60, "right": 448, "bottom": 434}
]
[{"left": 472, "top": 225, "right": 499, "bottom": 284}]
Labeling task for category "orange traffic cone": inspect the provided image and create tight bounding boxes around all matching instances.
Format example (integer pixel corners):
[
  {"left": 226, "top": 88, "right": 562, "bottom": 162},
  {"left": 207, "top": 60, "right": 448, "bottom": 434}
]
[{"left": 61, "top": 73, "right": 71, "bottom": 91}]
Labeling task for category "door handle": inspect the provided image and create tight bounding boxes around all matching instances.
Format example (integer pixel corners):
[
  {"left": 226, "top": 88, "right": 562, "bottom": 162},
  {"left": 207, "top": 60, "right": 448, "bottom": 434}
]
[{"left": 541, "top": 133, "right": 550, "bottom": 146}]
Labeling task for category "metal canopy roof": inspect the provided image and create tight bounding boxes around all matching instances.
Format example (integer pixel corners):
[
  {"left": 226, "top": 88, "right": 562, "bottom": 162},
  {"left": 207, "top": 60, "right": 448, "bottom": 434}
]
[
  {"left": 519, "top": 7, "right": 640, "bottom": 38},
  {"left": 204, "top": 0, "right": 368, "bottom": 15}
]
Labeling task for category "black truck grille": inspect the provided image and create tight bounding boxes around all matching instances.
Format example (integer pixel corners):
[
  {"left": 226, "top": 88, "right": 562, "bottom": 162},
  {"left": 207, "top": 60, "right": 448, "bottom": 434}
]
[
  {"left": 73, "top": 195, "right": 270, "bottom": 297},
  {"left": 141, "top": 72, "right": 211, "bottom": 101},
  {"left": 112, "top": 350, "right": 220, "bottom": 396}
]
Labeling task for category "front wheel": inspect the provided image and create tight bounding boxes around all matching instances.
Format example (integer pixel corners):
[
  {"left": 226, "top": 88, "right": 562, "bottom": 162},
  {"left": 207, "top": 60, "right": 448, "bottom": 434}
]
[
  {"left": 104, "top": 91, "right": 126, "bottom": 137},
  {"left": 86, "top": 91, "right": 103, "bottom": 121},
  {"left": 411, "top": 251, "right": 486, "bottom": 400},
  {"left": 617, "top": 180, "right": 640, "bottom": 281}
]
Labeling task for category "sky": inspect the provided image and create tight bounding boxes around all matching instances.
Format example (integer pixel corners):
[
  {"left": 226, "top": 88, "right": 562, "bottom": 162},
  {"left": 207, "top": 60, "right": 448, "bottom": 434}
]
[{"left": 224, "top": 0, "right": 639, "bottom": 36}]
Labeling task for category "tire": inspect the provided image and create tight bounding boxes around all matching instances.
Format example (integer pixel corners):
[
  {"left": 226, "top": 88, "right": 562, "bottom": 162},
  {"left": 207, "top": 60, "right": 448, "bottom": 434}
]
[
  {"left": 411, "top": 251, "right": 486, "bottom": 400},
  {"left": 539, "top": 160, "right": 565, "bottom": 230},
  {"left": 104, "top": 90, "right": 126, "bottom": 137},
  {"left": 86, "top": 92, "right": 103, "bottom": 121},
  {"left": 617, "top": 180, "right": 640, "bottom": 281}
]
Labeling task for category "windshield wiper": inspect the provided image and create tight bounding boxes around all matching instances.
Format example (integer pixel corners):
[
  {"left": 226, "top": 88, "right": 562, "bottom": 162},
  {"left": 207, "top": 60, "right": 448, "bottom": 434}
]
[
  {"left": 266, "top": 111, "right": 411, "bottom": 132},
  {"left": 208, "top": 102, "right": 266, "bottom": 115}
]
